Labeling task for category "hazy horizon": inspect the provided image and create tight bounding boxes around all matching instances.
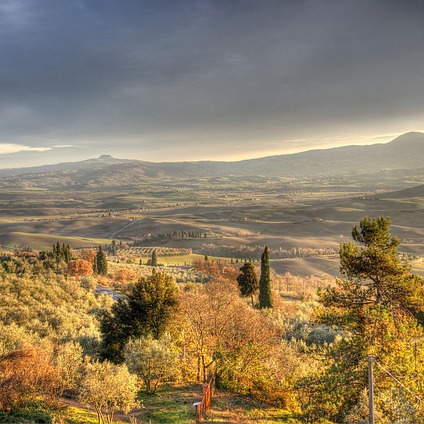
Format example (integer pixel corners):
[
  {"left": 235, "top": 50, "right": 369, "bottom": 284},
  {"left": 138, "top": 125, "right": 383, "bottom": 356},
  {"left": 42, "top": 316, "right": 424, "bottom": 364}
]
[{"left": 0, "top": 131, "right": 420, "bottom": 169}]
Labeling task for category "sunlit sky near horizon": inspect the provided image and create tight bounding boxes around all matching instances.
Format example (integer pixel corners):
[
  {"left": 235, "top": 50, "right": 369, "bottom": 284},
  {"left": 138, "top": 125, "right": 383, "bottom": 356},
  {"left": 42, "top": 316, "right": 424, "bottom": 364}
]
[{"left": 1, "top": 0, "right": 424, "bottom": 168}]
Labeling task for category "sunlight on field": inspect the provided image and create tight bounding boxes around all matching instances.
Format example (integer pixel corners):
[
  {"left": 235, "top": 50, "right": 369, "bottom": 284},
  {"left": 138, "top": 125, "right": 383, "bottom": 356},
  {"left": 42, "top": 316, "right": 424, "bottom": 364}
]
[
  {"left": 0, "top": 232, "right": 110, "bottom": 250},
  {"left": 160, "top": 253, "right": 231, "bottom": 266}
]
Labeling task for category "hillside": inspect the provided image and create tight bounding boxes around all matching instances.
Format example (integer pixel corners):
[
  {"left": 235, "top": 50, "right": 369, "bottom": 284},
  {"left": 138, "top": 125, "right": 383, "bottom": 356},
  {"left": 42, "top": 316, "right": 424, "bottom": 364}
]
[{"left": 0, "top": 132, "right": 424, "bottom": 186}]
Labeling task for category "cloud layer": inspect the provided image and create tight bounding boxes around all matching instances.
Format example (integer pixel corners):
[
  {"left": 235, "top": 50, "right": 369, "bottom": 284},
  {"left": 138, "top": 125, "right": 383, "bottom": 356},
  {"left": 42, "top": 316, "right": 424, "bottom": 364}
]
[{"left": 1, "top": 0, "right": 424, "bottom": 166}]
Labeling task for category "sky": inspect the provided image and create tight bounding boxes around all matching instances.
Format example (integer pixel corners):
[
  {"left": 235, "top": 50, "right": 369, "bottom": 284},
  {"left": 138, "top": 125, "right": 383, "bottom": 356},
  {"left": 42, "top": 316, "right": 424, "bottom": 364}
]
[{"left": 1, "top": 0, "right": 424, "bottom": 168}]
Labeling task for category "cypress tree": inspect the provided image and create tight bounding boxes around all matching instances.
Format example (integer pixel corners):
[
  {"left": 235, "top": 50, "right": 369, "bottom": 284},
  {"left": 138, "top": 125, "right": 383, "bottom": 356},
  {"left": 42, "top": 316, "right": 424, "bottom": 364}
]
[
  {"left": 96, "top": 245, "right": 108, "bottom": 275},
  {"left": 259, "top": 246, "right": 273, "bottom": 308},
  {"left": 63, "top": 244, "right": 71, "bottom": 263},
  {"left": 111, "top": 239, "right": 117, "bottom": 256},
  {"left": 151, "top": 250, "right": 157, "bottom": 267}
]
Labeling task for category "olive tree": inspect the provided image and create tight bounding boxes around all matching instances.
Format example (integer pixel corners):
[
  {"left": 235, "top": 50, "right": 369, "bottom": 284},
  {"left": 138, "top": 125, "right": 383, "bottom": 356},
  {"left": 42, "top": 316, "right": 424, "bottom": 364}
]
[
  {"left": 125, "top": 335, "right": 176, "bottom": 394},
  {"left": 78, "top": 361, "right": 138, "bottom": 424}
]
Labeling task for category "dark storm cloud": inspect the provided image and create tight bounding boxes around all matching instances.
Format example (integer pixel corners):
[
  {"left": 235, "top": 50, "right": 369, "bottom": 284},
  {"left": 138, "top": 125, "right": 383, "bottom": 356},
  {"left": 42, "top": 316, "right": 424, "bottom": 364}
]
[{"left": 1, "top": 0, "right": 424, "bottom": 165}]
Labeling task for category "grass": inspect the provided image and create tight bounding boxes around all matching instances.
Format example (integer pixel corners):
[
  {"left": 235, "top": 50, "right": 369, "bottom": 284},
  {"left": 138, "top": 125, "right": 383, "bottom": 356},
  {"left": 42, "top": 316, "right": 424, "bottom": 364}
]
[
  {"left": 64, "top": 406, "right": 100, "bottom": 424},
  {"left": 207, "top": 390, "right": 301, "bottom": 423},
  {"left": 136, "top": 384, "right": 201, "bottom": 423},
  {"left": 64, "top": 405, "right": 128, "bottom": 424},
  {"left": 61, "top": 384, "right": 301, "bottom": 423},
  {"left": 120, "top": 384, "right": 301, "bottom": 424}
]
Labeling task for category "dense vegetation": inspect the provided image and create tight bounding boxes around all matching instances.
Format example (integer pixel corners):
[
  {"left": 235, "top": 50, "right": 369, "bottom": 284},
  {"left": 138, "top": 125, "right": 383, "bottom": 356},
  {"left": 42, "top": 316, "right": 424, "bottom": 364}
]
[{"left": 0, "top": 216, "right": 423, "bottom": 423}]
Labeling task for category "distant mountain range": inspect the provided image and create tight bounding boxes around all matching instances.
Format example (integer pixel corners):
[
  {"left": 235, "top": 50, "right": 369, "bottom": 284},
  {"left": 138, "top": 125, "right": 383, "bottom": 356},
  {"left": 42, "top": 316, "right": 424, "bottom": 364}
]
[{"left": 1, "top": 132, "right": 424, "bottom": 183}]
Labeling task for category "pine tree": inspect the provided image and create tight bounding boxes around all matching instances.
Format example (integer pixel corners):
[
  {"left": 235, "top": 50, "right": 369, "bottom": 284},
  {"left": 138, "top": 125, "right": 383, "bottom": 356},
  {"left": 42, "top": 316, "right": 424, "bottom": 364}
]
[
  {"left": 259, "top": 246, "right": 272, "bottom": 308},
  {"left": 100, "top": 272, "right": 179, "bottom": 362},
  {"left": 300, "top": 217, "right": 424, "bottom": 422},
  {"left": 237, "top": 262, "right": 258, "bottom": 306}
]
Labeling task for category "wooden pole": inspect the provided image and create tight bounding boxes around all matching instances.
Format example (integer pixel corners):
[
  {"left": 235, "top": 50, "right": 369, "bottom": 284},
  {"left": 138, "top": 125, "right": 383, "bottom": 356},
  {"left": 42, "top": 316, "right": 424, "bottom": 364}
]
[
  {"left": 193, "top": 402, "right": 202, "bottom": 422},
  {"left": 368, "top": 355, "right": 375, "bottom": 424}
]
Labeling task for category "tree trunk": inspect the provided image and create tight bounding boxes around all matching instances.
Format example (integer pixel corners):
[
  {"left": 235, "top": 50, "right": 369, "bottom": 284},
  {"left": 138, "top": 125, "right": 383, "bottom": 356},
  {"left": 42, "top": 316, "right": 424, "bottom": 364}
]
[
  {"left": 197, "top": 354, "right": 201, "bottom": 382},
  {"left": 202, "top": 355, "right": 207, "bottom": 382}
]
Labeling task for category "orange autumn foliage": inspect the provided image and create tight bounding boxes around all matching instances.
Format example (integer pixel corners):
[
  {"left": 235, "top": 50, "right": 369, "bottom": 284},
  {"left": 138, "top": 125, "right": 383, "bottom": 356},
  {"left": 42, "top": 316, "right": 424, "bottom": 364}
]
[{"left": 67, "top": 259, "right": 93, "bottom": 277}]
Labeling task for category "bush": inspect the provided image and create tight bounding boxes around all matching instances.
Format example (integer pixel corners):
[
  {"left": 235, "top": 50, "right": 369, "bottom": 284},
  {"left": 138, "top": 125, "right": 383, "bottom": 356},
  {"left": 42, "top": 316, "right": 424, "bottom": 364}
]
[
  {"left": 0, "top": 409, "right": 54, "bottom": 423},
  {"left": 0, "top": 348, "right": 60, "bottom": 411}
]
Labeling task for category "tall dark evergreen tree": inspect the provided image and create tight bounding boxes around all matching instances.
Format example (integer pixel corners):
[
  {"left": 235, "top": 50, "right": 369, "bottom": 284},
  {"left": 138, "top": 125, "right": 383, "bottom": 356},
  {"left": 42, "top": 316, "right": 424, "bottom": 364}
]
[
  {"left": 99, "top": 272, "right": 179, "bottom": 362},
  {"left": 259, "top": 246, "right": 273, "bottom": 308},
  {"left": 51, "top": 241, "right": 71, "bottom": 264},
  {"left": 128, "top": 272, "right": 178, "bottom": 339},
  {"left": 236, "top": 262, "right": 259, "bottom": 306},
  {"left": 95, "top": 245, "right": 108, "bottom": 275},
  {"left": 111, "top": 239, "right": 117, "bottom": 256},
  {"left": 151, "top": 250, "right": 158, "bottom": 267},
  {"left": 54, "top": 241, "right": 61, "bottom": 265},
  {"left": 99, "top": 299, "right": 132, "bottom": 363},
  {"left": 63, "top": 244, "right": 71, "bottom": 263}
]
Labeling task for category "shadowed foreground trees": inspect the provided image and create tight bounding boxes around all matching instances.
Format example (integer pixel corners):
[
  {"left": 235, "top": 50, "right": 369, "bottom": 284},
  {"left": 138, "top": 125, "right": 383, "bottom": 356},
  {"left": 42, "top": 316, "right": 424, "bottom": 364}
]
[
  {"left": 299, "top": 216, "right": 424, "bottom": 423},
  {"left": 100, "top": 272, "right": 179, "bottom": 363}
]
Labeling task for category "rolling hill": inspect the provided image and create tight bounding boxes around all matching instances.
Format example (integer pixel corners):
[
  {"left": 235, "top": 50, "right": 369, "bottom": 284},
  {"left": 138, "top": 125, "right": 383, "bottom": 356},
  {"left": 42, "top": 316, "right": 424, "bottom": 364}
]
[
  {"left": 0, "top": 132, "right": 424, "bottom": 186},
  {"left": 2, "top": 131, "right": 424, "bottom": 278}
]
